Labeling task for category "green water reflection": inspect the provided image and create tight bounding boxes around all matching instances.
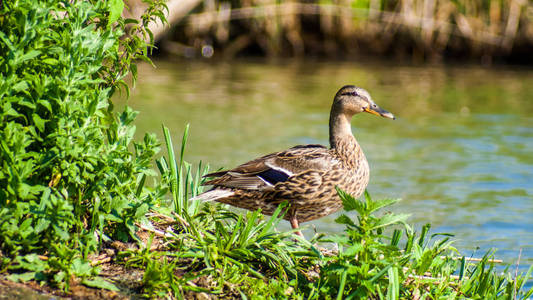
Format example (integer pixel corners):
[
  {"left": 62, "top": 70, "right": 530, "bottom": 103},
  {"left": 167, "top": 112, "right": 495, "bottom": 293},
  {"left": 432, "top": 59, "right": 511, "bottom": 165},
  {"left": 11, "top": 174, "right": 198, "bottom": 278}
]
[{"left": 120, "top": 59, "right": 533, "bottom": 265}]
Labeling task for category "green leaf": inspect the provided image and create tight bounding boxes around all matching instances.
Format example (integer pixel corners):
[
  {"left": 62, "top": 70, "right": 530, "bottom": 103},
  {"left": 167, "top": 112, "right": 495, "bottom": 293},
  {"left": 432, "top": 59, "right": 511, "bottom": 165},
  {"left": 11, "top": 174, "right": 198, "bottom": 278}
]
[
  {"left": 370, "top": 264, "right": 393, "bottom": 283},
  {"left": 12, "top": 81, "right": 29, "bottom": 92},
  {"left": 336, "top": 186, "right": 362, "bottom": 212},
  {"left": 0, "top": 31, "right": 16, "bottom": 53},
  {"left": 325, "top": 234, "right": 350, "bottom": 245},
  {"left": 37, "top": 100, "right": 53, "bottom": 113},
  {"left": 124, "top": 18, "right": 139, "bottom": 25},
  {"left": 35, "top": 218, "right": 51, "bottom": 233},
  {"left": 82, "top": 277, "right": 119, "bottom": 291},
  {"left": 372, "top": 213, "right": 410, "bottom": 230},
  {"left": 54, "top": 272, "right": 66, "bottom": 285},
  {"left": 335, "top": 214, "right": 356, "bottom": 227},
  {"left": 53, "top": 224, "right": 70, "bottom": 240},
  {"left": 32, "top": 113, "right": 46, "bottom": 132},
  {"left": 16, "top": 254, "right": 47, "bottom": 273},
  {"left": 42, "top": 58, "right": 58, "bottom": 65},
  {"left": 344, "top": 244, "right": 363, "bottom": 257},
  {"left": 0, "top": 0, "right": 167, "bottom": 290},
  {"left": 367, "top": 198, "right": 401, "bottom": 215},
  {"left": 108, "top": 0, "right": 124, "bottom": 25},
  {"left": 18, "top": 218, "right": 33, "bottom": 237},
  {"left": 17, "top": 50, "right": 41, "bottom": 63},
  {"left": 134, "top": 203, "right": 149, "bottom": 219},
  {"left": 7, "top": 272, "right": 36, "bottom": 283},
  {"left": 72, "top": 258, "right": 92, "bottom": 277}
]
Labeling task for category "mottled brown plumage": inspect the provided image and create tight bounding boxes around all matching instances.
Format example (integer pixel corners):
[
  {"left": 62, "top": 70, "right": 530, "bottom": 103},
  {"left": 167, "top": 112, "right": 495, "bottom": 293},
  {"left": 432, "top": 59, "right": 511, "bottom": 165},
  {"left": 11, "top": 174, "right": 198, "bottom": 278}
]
[{"left": 193, "top": 85, "right": 395, "bottom": 236}]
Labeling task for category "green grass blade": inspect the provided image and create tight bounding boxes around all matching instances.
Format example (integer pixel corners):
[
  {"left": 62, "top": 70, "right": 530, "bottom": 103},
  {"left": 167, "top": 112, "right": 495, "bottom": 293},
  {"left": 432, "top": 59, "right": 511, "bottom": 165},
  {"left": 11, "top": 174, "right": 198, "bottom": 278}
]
[
  {"left": 135, "top": 174, "right": 146, "bottom": 198},
  {"left": 516, "top": 264, "right": 533, "bottom": 295},
  {"left": 259, "top": 201, "right": 287, "bottom": 237},
  {"left": 162, "top": 125, "right": 179, "bottom": 213},
  {"left": 370, "top": 264, "right": 393, "bottom": 283},
  {"left": 387, "top": 266, "right": 399, "bottom": 300},
  {"left": 391, "top": 229, "right": 402, "bottom": 246},
  {"left": 226, "top": 214, "right": 244, "bottom": 251},
  {"left": 459, "top": 256, "right": 466, "bottom": 280},
  {"left": 418, "top": 223, "right": 431, "bottom": 247},
  {"left": 337, "top": 269, "right": 348, "bottom": 300}
]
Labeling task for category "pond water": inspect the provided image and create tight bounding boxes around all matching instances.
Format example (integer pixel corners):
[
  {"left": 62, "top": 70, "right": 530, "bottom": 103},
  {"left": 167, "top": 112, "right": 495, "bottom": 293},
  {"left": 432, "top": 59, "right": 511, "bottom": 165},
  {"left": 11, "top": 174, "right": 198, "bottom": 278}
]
[{"left": 120, "top": 58, "right": 533, "bottom": 268}]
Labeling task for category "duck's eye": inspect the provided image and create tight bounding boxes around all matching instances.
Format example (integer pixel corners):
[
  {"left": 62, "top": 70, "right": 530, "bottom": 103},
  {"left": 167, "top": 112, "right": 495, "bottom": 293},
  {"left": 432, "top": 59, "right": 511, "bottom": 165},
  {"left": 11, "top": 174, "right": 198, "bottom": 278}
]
[
  {"left": 351, "top": 92, "right": 357, "bottom": 96},
  {"left": 372, "top": 104, "right": 377, "bottom": 108}
]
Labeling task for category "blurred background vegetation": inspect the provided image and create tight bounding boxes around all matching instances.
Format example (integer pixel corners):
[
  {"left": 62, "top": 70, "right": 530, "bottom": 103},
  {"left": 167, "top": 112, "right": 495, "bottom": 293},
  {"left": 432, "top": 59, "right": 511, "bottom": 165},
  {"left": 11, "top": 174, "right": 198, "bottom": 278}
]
[{"left": 128, "top": 0, "right": 533, "bottom": 63}]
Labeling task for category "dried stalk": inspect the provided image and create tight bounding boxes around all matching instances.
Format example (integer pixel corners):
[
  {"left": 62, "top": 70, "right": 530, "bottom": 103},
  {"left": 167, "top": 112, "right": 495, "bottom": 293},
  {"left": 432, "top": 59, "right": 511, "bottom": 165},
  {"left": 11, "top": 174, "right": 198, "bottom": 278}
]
[{"left": 185, "top": 3, "right": 509, "bottom": 46}]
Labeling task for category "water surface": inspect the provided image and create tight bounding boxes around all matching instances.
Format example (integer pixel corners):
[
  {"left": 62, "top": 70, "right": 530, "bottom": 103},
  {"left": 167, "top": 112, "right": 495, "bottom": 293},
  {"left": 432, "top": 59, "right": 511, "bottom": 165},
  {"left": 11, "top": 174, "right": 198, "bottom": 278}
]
[{"left": 121, "top": 59, "right": 533, "bottom": 267}]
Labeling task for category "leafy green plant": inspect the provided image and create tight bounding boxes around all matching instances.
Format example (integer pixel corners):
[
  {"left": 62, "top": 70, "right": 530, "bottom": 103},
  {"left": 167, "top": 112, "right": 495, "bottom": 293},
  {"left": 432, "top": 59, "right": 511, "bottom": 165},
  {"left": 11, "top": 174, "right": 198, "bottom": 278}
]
[
  {"left": 316, "top": 189, "right": 411, "bottom": 298},
  {"left": 0, "top": 0, "right": 166, "bottom": 289},
  {"left": 313, "top": 188, "right": 533, "bottom": 299}
]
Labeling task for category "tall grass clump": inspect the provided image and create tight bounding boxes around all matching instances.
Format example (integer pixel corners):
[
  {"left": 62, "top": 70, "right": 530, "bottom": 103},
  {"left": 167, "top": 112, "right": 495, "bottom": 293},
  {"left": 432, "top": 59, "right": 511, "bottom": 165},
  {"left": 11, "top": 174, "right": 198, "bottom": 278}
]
[
  {"left": 0, "top": 0, "right": 166, "bottom": 290},
  {"left": 123, "top": 126, "right": 319, "bottom": 297}
]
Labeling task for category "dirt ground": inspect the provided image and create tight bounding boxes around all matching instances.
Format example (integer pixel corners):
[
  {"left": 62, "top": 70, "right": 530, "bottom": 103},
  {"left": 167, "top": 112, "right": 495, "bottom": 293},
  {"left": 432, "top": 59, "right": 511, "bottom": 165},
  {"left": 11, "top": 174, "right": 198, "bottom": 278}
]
[
  {"left": 0, "top": 237, "right": 151, "bottom": 300},
  {"left": 0, "top": 277, "right": 127, "bottom": 299},
  {"left": 0, "top": 261, "right": 145, "bottom": 300},
  {"left": 0, "top": 224, "right": 218, "bottom": 300}
]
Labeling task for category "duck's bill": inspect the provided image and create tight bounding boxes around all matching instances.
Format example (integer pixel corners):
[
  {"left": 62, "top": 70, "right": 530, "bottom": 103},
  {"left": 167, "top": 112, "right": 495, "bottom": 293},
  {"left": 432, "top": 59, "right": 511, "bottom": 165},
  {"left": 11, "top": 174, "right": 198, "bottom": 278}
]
[{"left": 364, "top": 106, "right": 395, "bottom": 120}]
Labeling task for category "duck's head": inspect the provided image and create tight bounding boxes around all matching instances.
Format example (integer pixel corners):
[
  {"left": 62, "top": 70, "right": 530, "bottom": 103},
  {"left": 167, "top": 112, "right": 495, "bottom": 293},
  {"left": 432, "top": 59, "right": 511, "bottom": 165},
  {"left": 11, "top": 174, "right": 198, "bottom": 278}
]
[{"left": 333, "top": 85, "right": 395, "bottom": 120}]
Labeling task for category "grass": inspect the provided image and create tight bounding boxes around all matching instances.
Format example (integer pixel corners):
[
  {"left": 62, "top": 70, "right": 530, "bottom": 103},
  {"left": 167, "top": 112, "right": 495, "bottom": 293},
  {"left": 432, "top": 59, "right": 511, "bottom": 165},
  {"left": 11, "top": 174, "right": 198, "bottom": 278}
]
[{"left": 116, "top": 126, "right": 533, "bottom": 299}]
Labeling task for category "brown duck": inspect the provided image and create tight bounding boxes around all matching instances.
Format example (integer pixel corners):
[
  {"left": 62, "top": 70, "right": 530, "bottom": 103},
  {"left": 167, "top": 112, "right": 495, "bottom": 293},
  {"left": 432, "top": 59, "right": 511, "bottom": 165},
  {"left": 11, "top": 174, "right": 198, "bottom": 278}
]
[{"left": 193, "top": 85, "right": 395, "bottom": 236}]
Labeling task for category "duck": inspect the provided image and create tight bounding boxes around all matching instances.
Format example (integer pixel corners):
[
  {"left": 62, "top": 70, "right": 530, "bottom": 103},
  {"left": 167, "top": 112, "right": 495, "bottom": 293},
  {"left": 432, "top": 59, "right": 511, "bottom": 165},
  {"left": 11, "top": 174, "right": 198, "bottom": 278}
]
[{"left": 193, "top": 85, "right": 395, "bottom": 236}]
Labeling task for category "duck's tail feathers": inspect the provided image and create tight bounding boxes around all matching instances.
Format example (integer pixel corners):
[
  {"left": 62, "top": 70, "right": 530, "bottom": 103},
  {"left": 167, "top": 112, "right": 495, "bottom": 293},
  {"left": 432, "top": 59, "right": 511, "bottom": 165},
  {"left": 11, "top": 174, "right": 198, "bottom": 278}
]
[{"left": 190, "top": 189, "right": 234, "bottom": 202}]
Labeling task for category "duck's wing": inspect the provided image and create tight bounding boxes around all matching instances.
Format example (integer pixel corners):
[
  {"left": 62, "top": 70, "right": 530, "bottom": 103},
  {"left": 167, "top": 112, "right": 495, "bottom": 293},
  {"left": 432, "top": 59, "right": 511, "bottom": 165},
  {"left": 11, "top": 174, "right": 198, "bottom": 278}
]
[{"left": 203, "top": 144, "right": 334, "bottom": 191}]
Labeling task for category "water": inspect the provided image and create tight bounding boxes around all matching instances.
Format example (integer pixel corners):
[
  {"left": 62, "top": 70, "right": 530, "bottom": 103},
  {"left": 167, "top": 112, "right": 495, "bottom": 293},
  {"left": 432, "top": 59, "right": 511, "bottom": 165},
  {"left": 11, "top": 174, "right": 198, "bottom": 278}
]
[{"left": 121, "top": 59, "right": 533, "bottom": 269}]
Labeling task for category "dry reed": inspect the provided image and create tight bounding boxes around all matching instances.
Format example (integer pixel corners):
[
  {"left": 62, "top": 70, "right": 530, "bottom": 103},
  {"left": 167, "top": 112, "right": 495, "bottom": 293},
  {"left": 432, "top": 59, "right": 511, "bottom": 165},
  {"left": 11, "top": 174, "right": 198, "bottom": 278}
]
[{"left": 152, "top": 0, "right": 533, "bottom": 62}]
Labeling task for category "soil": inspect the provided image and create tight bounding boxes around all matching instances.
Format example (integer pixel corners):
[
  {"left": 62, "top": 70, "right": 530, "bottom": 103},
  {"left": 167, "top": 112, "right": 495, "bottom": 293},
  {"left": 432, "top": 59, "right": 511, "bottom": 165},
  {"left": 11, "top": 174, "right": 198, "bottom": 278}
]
[
  {"left": 0, "top": 221, "right": 218, "bottom": 299},
  {"left": 0, "top": 250, "right": 145, "bottom": 300},
  {"left": 0, "top": 232, "right": 153, "bottom": 299}
]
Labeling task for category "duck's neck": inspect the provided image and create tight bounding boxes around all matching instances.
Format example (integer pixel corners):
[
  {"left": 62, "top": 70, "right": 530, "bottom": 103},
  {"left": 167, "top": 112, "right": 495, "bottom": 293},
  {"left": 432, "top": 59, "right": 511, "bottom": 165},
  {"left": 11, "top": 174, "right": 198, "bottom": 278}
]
[
  {"left": 329, "top": 111, "right": 362, "bottom": 165},
  {"left": 329, "top": 112, "right": 355, "bottom": 148}
]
